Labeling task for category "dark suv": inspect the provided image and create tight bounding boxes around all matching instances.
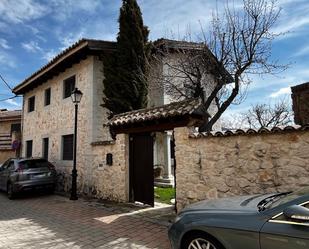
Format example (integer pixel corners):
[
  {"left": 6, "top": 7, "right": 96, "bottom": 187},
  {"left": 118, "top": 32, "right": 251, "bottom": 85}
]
[{"left": 0, "top": 158, "right": 57, "bottom": 199}]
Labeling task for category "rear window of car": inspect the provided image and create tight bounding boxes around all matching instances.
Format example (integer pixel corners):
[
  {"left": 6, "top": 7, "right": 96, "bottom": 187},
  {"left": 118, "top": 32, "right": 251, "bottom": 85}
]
[{"left": 18, "top": 159, "right": 49, "bottom": 169}]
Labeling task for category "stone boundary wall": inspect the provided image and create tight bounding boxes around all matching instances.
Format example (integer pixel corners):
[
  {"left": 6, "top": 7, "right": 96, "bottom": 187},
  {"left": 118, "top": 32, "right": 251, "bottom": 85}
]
[
  {"left": 56, "top": 134, "right": 129, "bottom": 203},
  {"left": 174, "top": 127, "right": 309, "bottom": 211}
]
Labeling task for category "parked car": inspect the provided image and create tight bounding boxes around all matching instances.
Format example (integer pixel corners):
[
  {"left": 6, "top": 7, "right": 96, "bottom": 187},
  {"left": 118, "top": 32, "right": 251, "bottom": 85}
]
[
  {"left": 0, "top": 158, "right": 57, "bottom": 199},
  {"left": 169, "top": 188, "right": 309, "bottom": 249}
]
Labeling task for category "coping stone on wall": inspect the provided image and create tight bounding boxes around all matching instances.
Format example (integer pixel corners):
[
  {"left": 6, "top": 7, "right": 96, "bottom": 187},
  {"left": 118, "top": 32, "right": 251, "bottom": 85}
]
[{"left": 189, "top": 124, "right": 309, "bottom": 138}]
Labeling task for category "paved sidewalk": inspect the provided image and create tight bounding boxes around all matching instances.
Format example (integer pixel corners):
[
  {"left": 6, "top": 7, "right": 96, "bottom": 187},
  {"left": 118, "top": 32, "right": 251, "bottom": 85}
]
[{"left": 0, "top": 193, "right": 172, "bottom": 249}]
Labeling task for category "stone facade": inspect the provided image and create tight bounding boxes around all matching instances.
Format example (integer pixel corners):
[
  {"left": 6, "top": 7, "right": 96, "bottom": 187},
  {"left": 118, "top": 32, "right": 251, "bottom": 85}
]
[
  {"left": 18, "top": 39, "right": 227, "bottom": 203},
  {"left": 174, "top": 127, "right": 309, "bottom": 211},
  {"left": 0, "top": 150, "right": 15, "bottom": 164},
  {"left": 22, "top": 55, "right": 129, "bottom": 202},
  {"left": 148, "top": 53, "right": 220, "bottom": 186},
  {"left": 0, "top": 110, "right": 21, "bottom": 163},
  {"left": 292, "top": 82, "right": 309, "bottom": 125}
]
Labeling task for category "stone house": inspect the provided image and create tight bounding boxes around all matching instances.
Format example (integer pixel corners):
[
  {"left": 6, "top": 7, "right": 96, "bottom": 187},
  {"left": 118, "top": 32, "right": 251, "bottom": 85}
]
[
  {"left": 12, "top": 38, "right": 225, "bottom": 202},
  {"left": 0, "top": 109, "right": 21, "bottom": 163}
]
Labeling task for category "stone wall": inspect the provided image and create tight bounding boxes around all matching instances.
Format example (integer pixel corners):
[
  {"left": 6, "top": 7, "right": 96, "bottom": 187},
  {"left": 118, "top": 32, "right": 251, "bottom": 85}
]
[
  {"left": 174, "top": 127, "right": 309, "bottom": 211},
  {"left": 22, "top": 55, "right": 129, "bottom": 202},
  {"left": 0, "top": 120, "right": 11, "bottom": 134},
  {"left": 0, "top": 120, "right": 20, "bottom": 163},
  {"left": 0, "top": 150, "right": 15, "bottom": 164}
]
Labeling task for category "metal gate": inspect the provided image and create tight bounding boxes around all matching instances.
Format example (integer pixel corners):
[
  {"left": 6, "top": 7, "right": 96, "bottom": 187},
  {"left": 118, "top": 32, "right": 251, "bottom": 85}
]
[{"left": 129, "top": 133, "right": 154, "bottom": 206}]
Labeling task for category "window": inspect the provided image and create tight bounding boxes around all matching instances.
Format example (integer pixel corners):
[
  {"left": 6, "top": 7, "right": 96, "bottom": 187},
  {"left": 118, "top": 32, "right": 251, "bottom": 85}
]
[
  {"left": 42, "top": 137, "right": 49, "bottom": 160},
  {"left": 26, "top": 140, "right": 33, "bottom": 157},
  {"left": 28, "top": 96, "right": 35, "bottom": 112},
  {"left": 11, "top": 123, "right": 21, "bottom": 135},
  {"left": 62, "top": 134, "right": 73, "bottom": 160},
  {"left": 63, "top": 75, "right": 75, "bottom": 99},
  {"left": 44, "top": 88, "right": 51, "bottom": 106}
]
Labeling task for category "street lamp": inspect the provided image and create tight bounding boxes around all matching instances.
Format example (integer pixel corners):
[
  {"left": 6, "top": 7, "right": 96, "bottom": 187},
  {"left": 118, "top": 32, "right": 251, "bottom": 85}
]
[{"left": 70, "top": 87, "right": 83, "bottom": 200}]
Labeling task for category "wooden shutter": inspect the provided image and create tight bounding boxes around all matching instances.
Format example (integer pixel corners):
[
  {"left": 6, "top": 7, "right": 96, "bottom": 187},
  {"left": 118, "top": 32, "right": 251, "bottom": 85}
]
[
  {"left": 63, "top": 76, "right": 76, "bottom": 98},
  {"left": 26, "top": 140, "right": 33, "bottom": 157},
  {"left": 43, "top": 137, "right": 49, "bottom": 160},
  {"left": 62, "top": 135, "right": 73, "bottom": 160},
  {"left": 45, "top": 88, "right": 51, "bottom": 106}
]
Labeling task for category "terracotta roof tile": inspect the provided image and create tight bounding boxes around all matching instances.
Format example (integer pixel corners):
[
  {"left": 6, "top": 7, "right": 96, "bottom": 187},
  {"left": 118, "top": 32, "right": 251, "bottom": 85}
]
[
  {"left": 189, "top": 124, "right": 309, "bottom": 138},
  {"left": 108, "top": 98, "right": 203, "bottom": 127},
  {"left": 0, "top": 110, "right": 21, "bottom": 120}
]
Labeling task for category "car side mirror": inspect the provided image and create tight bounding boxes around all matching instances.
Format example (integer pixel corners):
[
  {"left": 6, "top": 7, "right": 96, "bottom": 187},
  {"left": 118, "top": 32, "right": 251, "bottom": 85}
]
[{"left": 283, "top": 205, "right": 309, "bottom": 222}]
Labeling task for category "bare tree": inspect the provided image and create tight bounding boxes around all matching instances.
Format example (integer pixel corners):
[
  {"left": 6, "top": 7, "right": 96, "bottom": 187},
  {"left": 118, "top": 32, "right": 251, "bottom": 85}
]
[
  {"left": 151, "top": 0, "right": 286, "bottom": 131},
  {"left": 242, "top": 99, "right": 293, "bottom": 129}
]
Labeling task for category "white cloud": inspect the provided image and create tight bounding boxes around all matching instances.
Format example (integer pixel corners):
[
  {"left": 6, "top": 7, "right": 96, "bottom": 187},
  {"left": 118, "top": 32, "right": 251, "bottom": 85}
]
[
  {"left": 272, "top": 1, "right": 309, "bottom": 39},
  {"left": 295, "top": 45, "right": 309, "bottom": 57},
  {"left": 42, "top": 50, "right": 58, "bottom": 62},
  {"left": 0, "top": 51, "right": 16, "bottom": 68},
  {"left": 0, "top": 0, "right": 48, "bottom": 24},
  {"left": 0, "top": 38, "right": 10, "bottom": 49},
  {"left": 21, "top": 41, "right": 43, "bottom": 53},
  {"left": 270, "top": 87, "right": 291, "bottom": 98},
  {"left": 48, "top": 0, "right": 103, "bottom": 21},
  {"left": 59, "top": 32, "right": 85, "bottom": 49},
  {"left": 4, "top": 98, "right": 20, "bottom": 107}
]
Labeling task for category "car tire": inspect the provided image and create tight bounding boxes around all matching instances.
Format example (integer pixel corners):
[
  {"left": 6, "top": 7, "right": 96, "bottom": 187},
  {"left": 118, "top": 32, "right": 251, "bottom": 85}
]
[
  {"left": 7, "top": 183, "right": 15, "bottom": 200},
  {"left": 46, "top": 187, "right": 55, "bottom": 195},
  {"left": 182, "top": 232, "right": 224, "bottom": 249}
]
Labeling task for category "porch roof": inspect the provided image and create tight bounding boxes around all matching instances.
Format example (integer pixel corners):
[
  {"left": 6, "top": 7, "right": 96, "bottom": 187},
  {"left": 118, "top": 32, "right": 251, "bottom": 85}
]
[
  {"left": 108, "top": 98, "right": 205, "bottom": 134},
  {"left": 0, "top": 110, "right": 21, "bottom": 122}
]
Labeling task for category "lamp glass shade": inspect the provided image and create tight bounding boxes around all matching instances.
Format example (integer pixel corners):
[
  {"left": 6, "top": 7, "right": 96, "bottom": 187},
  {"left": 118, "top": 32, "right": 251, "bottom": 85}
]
[{"left": 71, "top": 88, "right": 83, "bottom": 104}]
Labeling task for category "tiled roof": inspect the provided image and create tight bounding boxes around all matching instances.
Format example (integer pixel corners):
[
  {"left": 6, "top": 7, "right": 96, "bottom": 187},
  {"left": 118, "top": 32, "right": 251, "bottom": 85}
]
[
  {"left": 189, "top": 124, "right": 309, "bottom": 138},
  {"left": 13, "top": 39, "right": 116, "bottom": 94},
  {"left": 108, "top": 98, "right": 204, "bottom": 127},
  {"left": 14, "top": 37, "right": 234, "bottom": 95},
  {"left": 0, "top": 110, "right": 21, "bottom": 121},
  {"left": 153, "top": 39, "right": 234, "bottom": 83},
  {"left": 154, "top": 38, "right": 205, "bottom": 51}
]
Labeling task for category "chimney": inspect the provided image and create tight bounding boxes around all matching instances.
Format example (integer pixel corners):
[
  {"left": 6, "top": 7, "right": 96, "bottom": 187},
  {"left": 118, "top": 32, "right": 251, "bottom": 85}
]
[{"left": 291, "top": 82, "right": 309, "bottom": 125}]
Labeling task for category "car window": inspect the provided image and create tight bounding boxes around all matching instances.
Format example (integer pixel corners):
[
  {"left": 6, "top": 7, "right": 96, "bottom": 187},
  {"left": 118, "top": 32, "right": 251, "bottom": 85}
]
[
  {"left": 270, "top": 187, "right": 309, "bottom": 208},
  {"left": 2, "top": 160, "right": 11, "bottom": 169},
  {"left": 18, "top": 159, "right": 49, "bottom": 169},
  {"left": 271, "top": 202, "right": 309, "bottom": 222},
  {"left": 8, "top": 162, "right": 15, "bottom": 170},
  {"left": 1, "top": 159, "right": 11, "bottom": 169}
]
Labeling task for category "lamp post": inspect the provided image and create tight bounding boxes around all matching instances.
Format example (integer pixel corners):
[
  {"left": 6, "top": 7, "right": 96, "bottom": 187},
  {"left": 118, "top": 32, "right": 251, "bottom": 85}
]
[{"left": 70, "top": 87, "right": 83, "bottom": 200}]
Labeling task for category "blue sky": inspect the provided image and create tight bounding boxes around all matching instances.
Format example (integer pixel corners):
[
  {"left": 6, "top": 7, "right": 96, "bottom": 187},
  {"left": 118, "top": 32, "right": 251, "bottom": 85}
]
[{"left": 0, "top": 0, "right": 308, "bottom": 117}]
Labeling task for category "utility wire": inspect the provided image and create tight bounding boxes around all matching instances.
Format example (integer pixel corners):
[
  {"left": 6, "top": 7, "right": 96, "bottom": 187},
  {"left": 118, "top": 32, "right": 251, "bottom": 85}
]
[
  {"left": 0, "top": 95, "right": 21, "bottom": 102},
  {"left": 0, "top": 73, "right": 13, "bottom": 91}
]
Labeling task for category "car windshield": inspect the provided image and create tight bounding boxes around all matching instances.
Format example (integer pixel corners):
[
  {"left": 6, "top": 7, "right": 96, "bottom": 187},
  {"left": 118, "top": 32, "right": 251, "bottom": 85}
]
[
  {"left": 19, "top": 159, "right": 49, "bottom": 169},
  {"left": 269, "top": 187, "right": 309, "bottom": 208}
]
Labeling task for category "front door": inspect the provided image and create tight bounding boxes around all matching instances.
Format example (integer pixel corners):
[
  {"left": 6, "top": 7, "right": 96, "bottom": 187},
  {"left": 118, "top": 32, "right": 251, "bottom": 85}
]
[{"left": 129, "top": 133, "right": 154, "bottom": 206}]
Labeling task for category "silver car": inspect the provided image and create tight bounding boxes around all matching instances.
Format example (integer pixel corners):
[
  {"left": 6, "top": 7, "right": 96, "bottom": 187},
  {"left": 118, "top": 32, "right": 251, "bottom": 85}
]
[{"left": 0, "top": 158, "right": 57, "bottom": 199}]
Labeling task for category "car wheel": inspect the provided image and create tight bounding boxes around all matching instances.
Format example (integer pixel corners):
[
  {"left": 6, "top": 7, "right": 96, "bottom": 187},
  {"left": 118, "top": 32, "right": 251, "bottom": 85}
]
[
  {"left": 7, "top": 183, "right": 15, "bottom": 200},
  {"left": 46, "top": 187, "right": 55, "bottom": 194},
  {"left": 182, "top": 232, "right": 223, "bottom": 249}
]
